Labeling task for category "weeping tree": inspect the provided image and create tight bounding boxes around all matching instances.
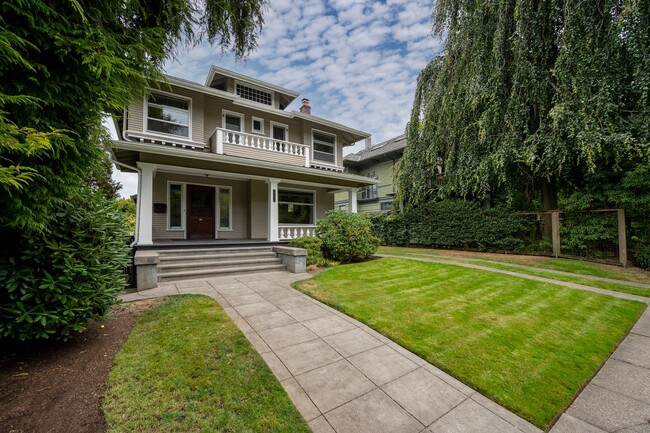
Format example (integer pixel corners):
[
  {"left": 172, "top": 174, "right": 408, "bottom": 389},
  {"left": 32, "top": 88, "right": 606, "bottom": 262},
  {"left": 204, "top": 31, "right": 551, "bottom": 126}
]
[
  {"left": 397, "top": 0, "right": 649, "bottom": 211},
  {"left": 0, "top": 0, "right": 265, "bottom": 340}
]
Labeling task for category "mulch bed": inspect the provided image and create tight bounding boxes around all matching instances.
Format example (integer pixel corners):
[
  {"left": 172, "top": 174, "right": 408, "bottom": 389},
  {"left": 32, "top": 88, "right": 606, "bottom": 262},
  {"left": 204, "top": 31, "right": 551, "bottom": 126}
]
[{"left": 0, "top": 302, "right": 147, "bottom": 433}]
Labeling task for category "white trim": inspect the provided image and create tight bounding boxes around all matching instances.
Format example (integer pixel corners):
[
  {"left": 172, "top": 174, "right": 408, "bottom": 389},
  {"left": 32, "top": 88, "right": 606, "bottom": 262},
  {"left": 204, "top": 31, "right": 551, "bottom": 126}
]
[
  {"left": 311, "top": 128, "right": 337, "bottom": 166},
  {"left": 270, "top": 121, "right": 289, "bottom": 141},
  {"left": 144, "top": 88, "right": 192, "bottom": 140},
  {"left": 166, "top": 181, "right": 186, "bottom": 231},
  {"left": 234, "top": 79, "right": 274, "bottom": 107},
  {"left": 278, "top": 187, "right": 317, "bottom": 226},
  {"left": 111, "top": 141, "right": 380, "bottom": 187},
  {"left": 251, "top": 116, "right": 264, "bottom": 134},
  {"left": 125, "top": 130, "right": 205, "bottom": 148},
  {"left": 217, "top": 186, "right": 233, "bottom": 231},
  {"left": 222, "top": 109, "right": 244, "bottom": 132},
  {"left": 205, "top": 65, "right": 299, "bottom": 99}
]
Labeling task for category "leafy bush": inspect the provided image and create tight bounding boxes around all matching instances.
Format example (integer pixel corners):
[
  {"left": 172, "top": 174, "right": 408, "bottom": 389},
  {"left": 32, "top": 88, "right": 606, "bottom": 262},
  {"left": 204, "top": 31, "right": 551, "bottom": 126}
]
[
  {"left": 635, "top": 244, "right": 650, "bottom": 270},
  {"left": 317, "top": 211, "right": 380, "bottom": 262},
  {"left": 0, "top": 189, "right": 130, "bottom": 341},
  {"left": 289, "top": 236, "right": 326, "bottom": 266}
]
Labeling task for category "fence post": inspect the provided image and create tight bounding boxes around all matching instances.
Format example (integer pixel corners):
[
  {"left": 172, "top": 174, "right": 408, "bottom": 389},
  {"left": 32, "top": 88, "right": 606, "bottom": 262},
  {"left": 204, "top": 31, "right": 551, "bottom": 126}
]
[
  {"left": 618, "top": 209, "right": 627, "bottom": 267},
  {"left": 551, "top": 211, "right": 561, "bottom": 258}
]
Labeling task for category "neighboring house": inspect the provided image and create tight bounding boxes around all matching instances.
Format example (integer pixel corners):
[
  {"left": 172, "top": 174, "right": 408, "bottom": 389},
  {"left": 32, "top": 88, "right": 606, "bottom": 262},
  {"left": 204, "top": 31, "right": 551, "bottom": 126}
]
[
  {"left": 109, "top": 65, "right": 377, "bottom": 247},
  {"left": 335, "top": 134, "right": 406, "bottom": 213}
]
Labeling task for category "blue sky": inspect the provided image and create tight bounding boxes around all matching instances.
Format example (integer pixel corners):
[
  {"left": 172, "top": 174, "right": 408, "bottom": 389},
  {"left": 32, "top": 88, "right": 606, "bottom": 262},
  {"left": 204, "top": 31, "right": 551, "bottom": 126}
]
[{"left": 113, "top": 0, "right": 442, "bottom": 197}]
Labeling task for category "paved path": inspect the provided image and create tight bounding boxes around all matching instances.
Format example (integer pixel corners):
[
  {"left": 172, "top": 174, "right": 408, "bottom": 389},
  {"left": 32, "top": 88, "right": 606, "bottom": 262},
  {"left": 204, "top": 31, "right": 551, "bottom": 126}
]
[
  {"left": 121, "top": 271, "right": 540, "bottom": 433},
  {"left": 378, "top": 254, "right": 650, "bottom": 304}
]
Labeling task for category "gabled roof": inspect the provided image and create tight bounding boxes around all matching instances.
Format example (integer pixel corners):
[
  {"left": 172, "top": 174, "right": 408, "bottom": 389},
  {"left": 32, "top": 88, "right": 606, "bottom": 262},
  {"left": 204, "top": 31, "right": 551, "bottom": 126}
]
[{"left": 344, "top": 134, "right": 406, "bottom": 167}]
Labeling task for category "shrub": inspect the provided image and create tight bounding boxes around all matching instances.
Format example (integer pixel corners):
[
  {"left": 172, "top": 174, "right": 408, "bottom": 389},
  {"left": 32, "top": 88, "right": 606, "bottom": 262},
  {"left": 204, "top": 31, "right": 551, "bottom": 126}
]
[
  {"left": 635, "top": 244, "right": 650, "bottom": 270},
  {"left": 0, "top": 188, "right": 130, "bottom": 341},
  {"left": 289, "top": 236, "right": 326, "bottom": 266},
  {"left": 317, "top": 211, "right": 380, "bottom": 262}
]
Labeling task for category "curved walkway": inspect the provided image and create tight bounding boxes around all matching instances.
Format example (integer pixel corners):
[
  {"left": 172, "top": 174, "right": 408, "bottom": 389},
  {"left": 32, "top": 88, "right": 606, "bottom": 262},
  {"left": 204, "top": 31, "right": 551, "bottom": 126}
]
[
  {"left": 378, "top": 254, "right": 650, "bottom": 304},
  {"left": 121, "top": 271, "right": 540, "bottom": 433}
]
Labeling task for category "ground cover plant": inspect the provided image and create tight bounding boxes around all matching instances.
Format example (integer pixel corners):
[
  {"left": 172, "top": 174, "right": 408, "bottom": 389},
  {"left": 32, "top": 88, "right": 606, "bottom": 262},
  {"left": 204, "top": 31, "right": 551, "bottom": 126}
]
[
  {"left": 103, "top": 295, "right": 311, "bottom": 433},
  {"left": 294, "top": 258, "right": 645, "bottom": 429}
]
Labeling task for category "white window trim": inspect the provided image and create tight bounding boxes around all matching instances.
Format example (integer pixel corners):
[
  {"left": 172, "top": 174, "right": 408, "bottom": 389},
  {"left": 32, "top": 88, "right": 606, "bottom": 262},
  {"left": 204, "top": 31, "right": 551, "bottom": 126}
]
[
  {"left": 278, "top": 187, "right": 317, "bottom": 226},
  {"left": 311, "top": 128, "right": 337, "bottom": 166},
  {"left": 217, "top": 186, "right": 233, "bottom": 231},
  {"left": 222, "top": 109, "right": 245, "bottom": 132},
  {"left": 234, "top": 79, "right": 274, "bottom": 107},
  {"left": 166, "top": 181, "right": 186, "bottom": 231},
  {"left": 251, "top": 116, "right": 265, "bottom": 135},
  {"left": 144, "top": 88, "right": 192, "bottom": 140},
  {"left": 270, "top": 121, "right": 289, "bottom": 141}
]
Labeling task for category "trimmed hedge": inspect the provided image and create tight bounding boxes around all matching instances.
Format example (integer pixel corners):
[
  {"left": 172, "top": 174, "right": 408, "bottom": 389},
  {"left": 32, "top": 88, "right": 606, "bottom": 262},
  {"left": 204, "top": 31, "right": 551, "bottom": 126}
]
[
  {"left": 372, "top": 200, "right": 529, "bottom": 252},
  {"left": 289, "top": 236, "right": 327, "bottom": 266},
  {"left": 0, "top": 189, "right": 130, "bottom": 341}
]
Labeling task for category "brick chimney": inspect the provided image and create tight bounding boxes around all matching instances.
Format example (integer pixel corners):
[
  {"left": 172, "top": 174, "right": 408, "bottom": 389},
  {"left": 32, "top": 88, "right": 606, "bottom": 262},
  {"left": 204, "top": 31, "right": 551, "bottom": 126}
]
[{"left": 300, "top": 98, "right": 311, "bottom": 115}]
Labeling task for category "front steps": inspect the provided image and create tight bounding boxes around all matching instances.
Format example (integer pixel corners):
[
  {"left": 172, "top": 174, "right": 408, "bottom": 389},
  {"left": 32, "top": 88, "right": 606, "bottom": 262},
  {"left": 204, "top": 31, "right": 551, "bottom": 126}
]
[{"left": 156, "top": 246, "right": 286, "bottom": 282}]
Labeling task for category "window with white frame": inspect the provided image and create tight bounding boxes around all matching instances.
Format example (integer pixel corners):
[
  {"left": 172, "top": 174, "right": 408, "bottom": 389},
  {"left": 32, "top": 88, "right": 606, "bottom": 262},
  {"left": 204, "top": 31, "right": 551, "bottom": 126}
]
[
  {"left": 218, "top": 187, "right": 232, "bottom": 230},
  {"left": 312, "top": 130, "right": 336, "bottom": 164},
  {"left": 251, "top": 117, "right": 264, "bottom": 134},
  {"left": 223, "top": 112, "right": 242, "bottom": 132},
  {"left": 236, "top": 83, "right": 272, "bottom": 105},
  {"left": 279, "top": 190, "right": 314, "bottom": 225},
  {"left": 147, "top": 92, "right": 190, "bottom": 138},
  {"left": 168, "top": 183, "right": 183, "bottom": 229}
]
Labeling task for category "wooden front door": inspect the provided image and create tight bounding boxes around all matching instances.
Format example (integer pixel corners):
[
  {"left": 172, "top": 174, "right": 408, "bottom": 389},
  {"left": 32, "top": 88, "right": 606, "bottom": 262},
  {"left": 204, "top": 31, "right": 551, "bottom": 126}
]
[{"left": 187, "top": 185, "right": 215, "bottom": 239}]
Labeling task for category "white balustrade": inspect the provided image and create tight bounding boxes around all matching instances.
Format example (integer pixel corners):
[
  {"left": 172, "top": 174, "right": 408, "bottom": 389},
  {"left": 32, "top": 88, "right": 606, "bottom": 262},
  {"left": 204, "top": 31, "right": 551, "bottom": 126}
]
[
  {"left": 278, "top": 226, "right": 317, "bottom": 240},
  {"left": 211, "top": 127, "right": 310, "bottom": 167}
]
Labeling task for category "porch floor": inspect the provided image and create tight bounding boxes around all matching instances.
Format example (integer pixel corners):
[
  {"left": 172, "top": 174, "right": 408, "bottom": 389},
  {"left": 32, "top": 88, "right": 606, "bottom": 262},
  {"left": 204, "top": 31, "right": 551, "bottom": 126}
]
[{"left": 139, "top": 239, "right": 289, "bottom": 250}]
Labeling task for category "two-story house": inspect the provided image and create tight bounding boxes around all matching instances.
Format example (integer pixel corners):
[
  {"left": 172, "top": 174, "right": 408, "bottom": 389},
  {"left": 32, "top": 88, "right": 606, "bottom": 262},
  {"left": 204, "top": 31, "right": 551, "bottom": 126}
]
[
  {"left": 109, "top": 66, "right": 377, "bottom": 288},
  {"left": 110, "top": 65, "right": 377, "bottom": 245},
  {"left": 335, "top": 134, "right": 406, "bottom": 213}
]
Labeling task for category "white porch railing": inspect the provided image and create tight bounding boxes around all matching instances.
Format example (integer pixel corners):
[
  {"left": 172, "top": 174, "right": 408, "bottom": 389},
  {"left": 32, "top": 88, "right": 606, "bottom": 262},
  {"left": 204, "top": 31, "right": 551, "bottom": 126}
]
[
  {"left": 210, "top": 127, "right": 310, "bottom": 167},
  {"left": 279, "top": 225, "right": 317, "bottom": 240}
]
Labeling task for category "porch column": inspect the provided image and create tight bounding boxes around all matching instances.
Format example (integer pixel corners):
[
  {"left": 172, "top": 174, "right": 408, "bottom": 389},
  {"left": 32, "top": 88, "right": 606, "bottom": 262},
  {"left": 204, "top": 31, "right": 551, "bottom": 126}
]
[
  {"left": 267, "top": 178, "right": 280, "bottom": 242},
  {"left": 137, "top": 163, "right": 155, "bottom": 245},
  {"left": 348, "top": 187, "right": 358, "bottom": 213}
]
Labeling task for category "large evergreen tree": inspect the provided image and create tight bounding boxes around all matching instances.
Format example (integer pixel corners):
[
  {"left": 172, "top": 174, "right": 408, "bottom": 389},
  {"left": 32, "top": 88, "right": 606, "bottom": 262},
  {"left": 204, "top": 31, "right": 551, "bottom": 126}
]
[{"left": 397, "top": 0, "right": 649, "bottom": 211}]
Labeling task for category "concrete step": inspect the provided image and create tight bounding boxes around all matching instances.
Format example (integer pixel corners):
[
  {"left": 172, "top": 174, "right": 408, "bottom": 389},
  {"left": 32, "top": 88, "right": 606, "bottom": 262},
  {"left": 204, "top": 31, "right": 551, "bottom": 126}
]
[
  {"left": 157, "top": 246, "right": 274, "bottom": 257},
  {"left": 159, "top": 257, "right": 282, "bottom": 272},
  {"left": 159, "top": 251, "right": 278, "bottom": 262},
  {"left": 158, "top": 263, "right": 286, "bottom": 282}
]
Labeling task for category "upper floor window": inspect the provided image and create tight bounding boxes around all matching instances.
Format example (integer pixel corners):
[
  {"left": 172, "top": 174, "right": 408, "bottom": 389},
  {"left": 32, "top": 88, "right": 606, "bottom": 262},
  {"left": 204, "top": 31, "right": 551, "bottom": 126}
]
[
  {"left": 313, "top": 130, "right": 336, "bottom": 164},
  {"left": 147, "top": 92, "right": 190, "bottom": 138},
  {"left": 236, "top": 83, "right": 272, "bottom": 106}
]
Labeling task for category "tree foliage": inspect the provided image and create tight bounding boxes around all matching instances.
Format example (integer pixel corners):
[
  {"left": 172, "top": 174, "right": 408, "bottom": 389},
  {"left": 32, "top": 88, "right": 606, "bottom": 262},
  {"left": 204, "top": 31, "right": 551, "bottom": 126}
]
[{"left": 397, "top": 0, "right": 649, "bottom": 208}]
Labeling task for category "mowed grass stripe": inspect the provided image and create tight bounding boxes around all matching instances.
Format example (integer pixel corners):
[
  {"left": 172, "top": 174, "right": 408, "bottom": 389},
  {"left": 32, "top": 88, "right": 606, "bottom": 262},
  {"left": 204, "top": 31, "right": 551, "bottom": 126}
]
[
  {"left": 103, "top": 295, "right": 311, "bottom": 433},
  {"left": 295, "top": 258, "right": 645, "bottom": 429}
]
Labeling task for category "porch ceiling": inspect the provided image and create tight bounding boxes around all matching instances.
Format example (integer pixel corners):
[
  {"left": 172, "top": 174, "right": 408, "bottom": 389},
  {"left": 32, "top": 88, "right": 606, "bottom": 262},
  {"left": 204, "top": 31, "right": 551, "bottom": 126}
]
[{"left": 111, "top": 140, "right": 378, "bottom": 188}]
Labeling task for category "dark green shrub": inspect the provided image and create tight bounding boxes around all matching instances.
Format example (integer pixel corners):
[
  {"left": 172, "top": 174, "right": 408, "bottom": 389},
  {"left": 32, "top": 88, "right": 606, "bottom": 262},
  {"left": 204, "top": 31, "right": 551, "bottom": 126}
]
[
  {"left": 0, "top": 188, "right": 130, "bottom": 341},
  {"left": 317, "top": 211, "right": 380, "bottom": 262},
  {"left": 635, "top": 244, "right": 650, "bottom": 270},
  {"left": 289, "top": 236, "right": 326, "bottom": 266}
]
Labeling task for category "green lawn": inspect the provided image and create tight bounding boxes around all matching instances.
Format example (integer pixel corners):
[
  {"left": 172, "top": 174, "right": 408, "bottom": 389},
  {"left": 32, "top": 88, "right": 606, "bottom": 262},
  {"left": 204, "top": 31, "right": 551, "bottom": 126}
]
[
  {"left": 103, "top": 295, "right": 310, "bottom": 433},
  {"left": 294, "top": 258, "right": 646, "bottom": 429},
  {"left": 379, "top": 246, "right": 650, "bottom": 297}
]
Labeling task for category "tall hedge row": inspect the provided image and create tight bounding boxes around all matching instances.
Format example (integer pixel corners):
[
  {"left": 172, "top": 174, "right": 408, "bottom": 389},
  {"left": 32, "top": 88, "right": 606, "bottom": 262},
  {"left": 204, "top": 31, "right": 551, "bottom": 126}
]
[{"left": 372, "top": 200, "right": 530, "bottom": 252}]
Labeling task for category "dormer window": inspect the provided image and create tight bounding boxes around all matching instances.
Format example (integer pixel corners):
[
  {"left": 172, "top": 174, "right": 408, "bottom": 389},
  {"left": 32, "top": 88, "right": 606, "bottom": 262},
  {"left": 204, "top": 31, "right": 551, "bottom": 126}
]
[
  {"left": 146, "top": 92, "right": 190, "bottom": 138},
  {"left": 236, "top": 83, "right": 272, "bottom": 106}
]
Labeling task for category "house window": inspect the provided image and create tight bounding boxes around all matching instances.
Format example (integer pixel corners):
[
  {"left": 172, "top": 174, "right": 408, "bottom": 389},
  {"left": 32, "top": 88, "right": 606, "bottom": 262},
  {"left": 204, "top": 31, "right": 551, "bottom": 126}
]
[
  {"left": 380, "top": 202, "right": 393, "bottom": 212},
  {"left": 147, "top": 92, "right": 190, "bottom": 138},
  {"left": 224, "top": 113, "right": 242, "bottom": 131},
  {"left": 272, "top": 123, "right": 287, "bottom": 141},
  {"left": 313, "top": 130, "right": 336, "bottom": 164},
  {"left": 218, "top": 187, "right": 232, "bottom": 230},
  {"left": 168, "top": 183, "right": 183, "bottom": 229},
  {"left": 251, "top": 117, "right": 264, "bottom": 134},
  {"left": 279, "top": 190, "right": 314, "bottom": 225},
  {"left": 236, "top": 83, "right": 272, "bottom": 105}
]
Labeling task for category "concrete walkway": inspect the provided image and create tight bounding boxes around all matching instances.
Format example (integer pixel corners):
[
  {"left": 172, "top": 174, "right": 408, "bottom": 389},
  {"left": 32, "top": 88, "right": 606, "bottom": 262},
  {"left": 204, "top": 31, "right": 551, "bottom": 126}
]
[
  {"left": 378, "top": 254, "right": 650, "bottom": 304},
  {"left": 121, "top": 271, "right": 540, "bottom": 433}
]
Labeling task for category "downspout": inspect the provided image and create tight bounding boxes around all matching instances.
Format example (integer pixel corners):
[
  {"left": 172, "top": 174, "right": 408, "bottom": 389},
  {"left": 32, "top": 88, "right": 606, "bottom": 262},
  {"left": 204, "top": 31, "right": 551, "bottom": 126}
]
[{"left": 112, "top": 160, "right": 142, "bottom": 248}]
